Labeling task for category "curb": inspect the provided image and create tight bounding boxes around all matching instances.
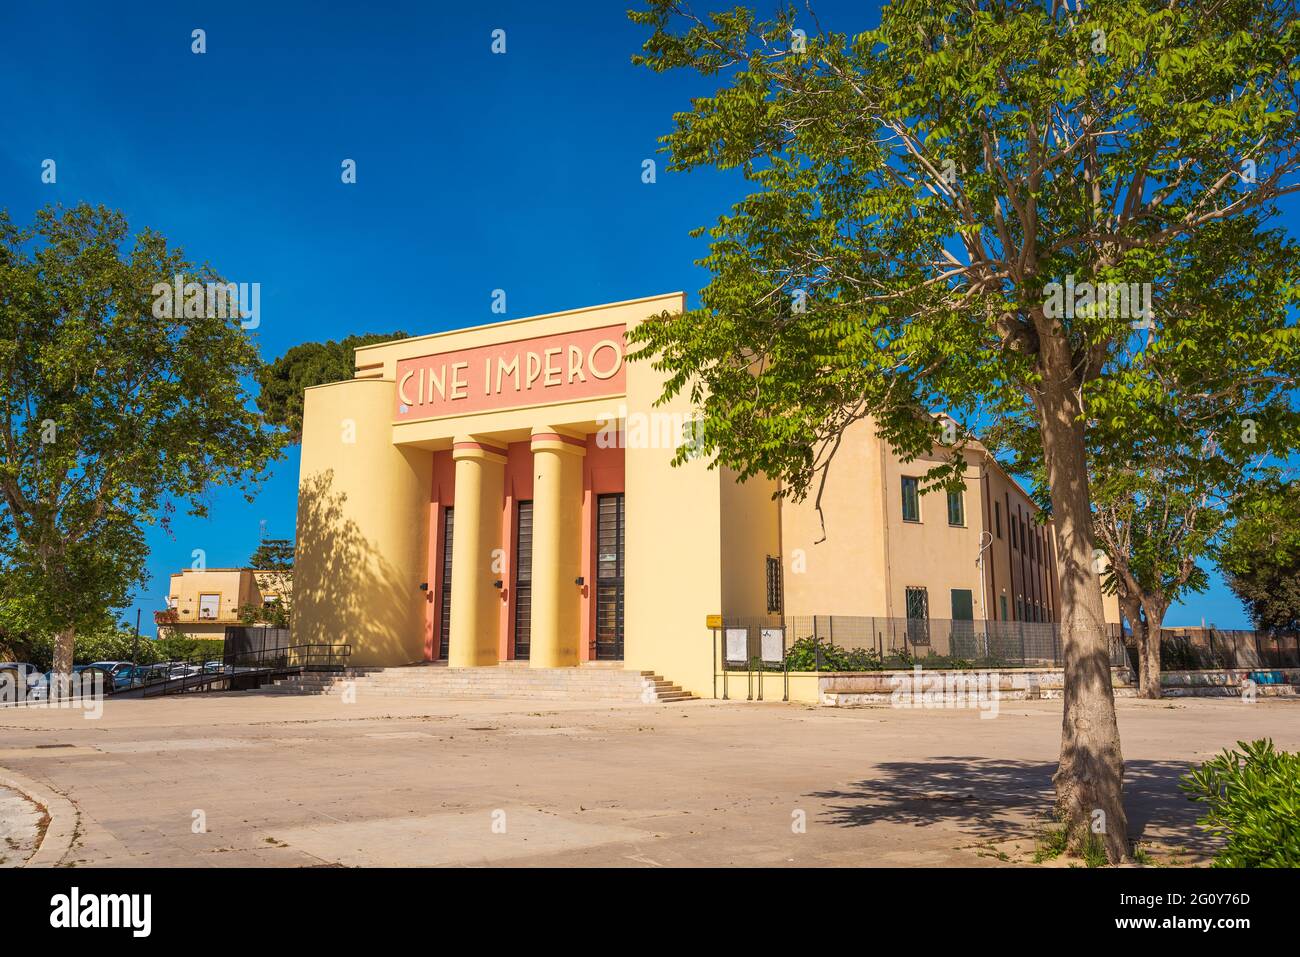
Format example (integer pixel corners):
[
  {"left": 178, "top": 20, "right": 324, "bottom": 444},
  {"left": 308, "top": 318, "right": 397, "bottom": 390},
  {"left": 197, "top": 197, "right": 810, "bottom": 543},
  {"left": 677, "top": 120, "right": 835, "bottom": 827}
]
[{"left": 0, "top": 767, "right": 79, "bottom": 867}]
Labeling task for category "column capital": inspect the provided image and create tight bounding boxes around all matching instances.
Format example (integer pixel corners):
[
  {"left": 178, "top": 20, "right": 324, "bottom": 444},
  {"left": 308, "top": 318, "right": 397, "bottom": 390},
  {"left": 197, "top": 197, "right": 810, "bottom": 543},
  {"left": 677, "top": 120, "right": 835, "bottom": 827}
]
[
  {"left": 452, "top": 435, "right": 508, "bottom": 463},
  {"left": 530, "top": 427, "right": 587, "bottom": 456}
]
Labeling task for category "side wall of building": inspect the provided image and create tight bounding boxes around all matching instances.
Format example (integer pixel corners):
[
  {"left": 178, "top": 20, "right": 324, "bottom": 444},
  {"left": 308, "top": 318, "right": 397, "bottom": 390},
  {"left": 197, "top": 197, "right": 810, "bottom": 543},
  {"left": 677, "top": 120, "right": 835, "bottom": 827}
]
[
  {"left": 779, "top": 417, "right": 890, "bottom": 616},
  {"left": 293, "top": 378, "right": 432, "bottom": 666},
  {"left": 623, "top": 302, "right": 725, "bottom": 696}
]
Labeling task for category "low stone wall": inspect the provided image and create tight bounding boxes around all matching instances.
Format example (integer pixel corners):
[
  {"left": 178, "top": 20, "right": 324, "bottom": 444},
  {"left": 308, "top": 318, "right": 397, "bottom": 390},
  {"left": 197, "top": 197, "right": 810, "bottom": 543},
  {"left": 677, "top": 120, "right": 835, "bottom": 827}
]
[
  {"left": 1159, "top": 668, "right": 1298, "bottom": 698},
  {"left": 818, "top": 666, "right": 1135, "bottom": 707}
]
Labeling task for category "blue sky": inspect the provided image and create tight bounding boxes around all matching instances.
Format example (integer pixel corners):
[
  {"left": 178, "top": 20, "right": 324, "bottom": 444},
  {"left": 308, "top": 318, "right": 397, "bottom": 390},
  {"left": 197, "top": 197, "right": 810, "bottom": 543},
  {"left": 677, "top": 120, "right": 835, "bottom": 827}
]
[{"left": 0, "top": 0, "right": 1280, "bottom": 631}]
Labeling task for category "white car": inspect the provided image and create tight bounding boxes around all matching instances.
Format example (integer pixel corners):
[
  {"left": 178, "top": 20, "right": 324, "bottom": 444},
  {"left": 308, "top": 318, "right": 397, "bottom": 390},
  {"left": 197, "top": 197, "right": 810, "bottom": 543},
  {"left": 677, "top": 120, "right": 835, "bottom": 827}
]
[{"left": 0, "top": 663, "right": 43, "bottom": 702}]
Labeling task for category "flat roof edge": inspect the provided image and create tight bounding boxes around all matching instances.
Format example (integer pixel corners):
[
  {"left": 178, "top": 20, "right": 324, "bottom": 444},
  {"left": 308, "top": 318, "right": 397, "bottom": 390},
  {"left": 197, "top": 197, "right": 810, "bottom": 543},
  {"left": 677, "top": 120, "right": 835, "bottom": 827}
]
[{"left": 352, "top": 291, "right": 686, "bottom": 354}]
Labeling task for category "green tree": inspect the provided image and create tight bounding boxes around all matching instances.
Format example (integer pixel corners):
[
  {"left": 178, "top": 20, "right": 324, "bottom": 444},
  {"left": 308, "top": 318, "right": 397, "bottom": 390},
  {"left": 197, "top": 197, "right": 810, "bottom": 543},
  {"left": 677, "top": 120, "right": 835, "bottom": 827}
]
[
  {"left": 1220, "top": 483, "right": 1300, "bottom": 634},
  {"left": 240, "top": 538, "right": 294, "bottom": 629},
  {"left": 987, "top": 220, "right": 1300, "bottom": 698},
  {"left": 249, "top": 538, "right": 294, "bottom": 570},
  {"left": 627, "top": 0, "right": 1300, "bottom": 861},
  {"left": 0, "top": 203, "right": 283, "bottom": 676},
  {"left": 257, "top": 333, "right": 408, "bottom": 442}
]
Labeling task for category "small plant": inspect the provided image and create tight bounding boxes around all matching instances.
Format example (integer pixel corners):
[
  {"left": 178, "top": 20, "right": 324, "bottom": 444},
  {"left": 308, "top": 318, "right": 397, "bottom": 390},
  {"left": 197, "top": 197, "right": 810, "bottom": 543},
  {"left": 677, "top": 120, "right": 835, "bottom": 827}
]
[
  {"left": 1180, "top": 738, "right": 1300, "bottom": 868},
  {"left": 1081, "top": 833, "right": 1108, "bottom": 868},
  {"left": 1033, "top": 813, "right": 1110, "bottom": 866},
  {"left": 1130, "top": 844, "right": 1156, "bottom": 866},
  {"left": 1032, "top": 819, "right": 1069, "bottom": 863}
]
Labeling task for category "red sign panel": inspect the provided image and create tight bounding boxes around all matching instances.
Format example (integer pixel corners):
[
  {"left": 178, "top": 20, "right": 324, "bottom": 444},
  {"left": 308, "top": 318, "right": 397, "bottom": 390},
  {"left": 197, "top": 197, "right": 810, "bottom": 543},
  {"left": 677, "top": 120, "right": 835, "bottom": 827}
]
[{"left": 394, "top": 324, "right": 626, "bottom": 423}]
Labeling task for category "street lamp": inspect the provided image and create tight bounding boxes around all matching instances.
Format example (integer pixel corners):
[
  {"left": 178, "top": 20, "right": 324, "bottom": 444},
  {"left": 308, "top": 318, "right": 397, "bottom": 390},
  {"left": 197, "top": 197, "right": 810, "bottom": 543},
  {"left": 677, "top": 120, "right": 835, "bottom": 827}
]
[{"left": 976, "top": 531, "right": 993, "bottom": 655}]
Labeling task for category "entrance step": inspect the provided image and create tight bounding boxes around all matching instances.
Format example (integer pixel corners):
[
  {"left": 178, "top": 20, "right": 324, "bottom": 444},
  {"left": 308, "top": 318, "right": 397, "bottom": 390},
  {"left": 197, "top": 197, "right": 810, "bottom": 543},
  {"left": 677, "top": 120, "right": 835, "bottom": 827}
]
[{"left": 257, "top": 665, "right": 698, "bottom": 704}]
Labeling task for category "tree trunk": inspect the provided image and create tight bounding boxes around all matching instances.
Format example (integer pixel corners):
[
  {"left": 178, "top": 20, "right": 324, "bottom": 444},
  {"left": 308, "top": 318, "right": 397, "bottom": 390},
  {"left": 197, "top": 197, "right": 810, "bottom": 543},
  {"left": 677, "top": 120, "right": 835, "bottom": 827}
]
[
  {"left": 51, "top": 625, "right": 76, "bottom": 702},
  {"left": 1035, "top": 342, "right": 1130, "bottom": 864},
  {"left": 1117, "top": 593, "right": 1143, "bottom": 690},
  {"left": 1138, "top": 604, "right": 1166, "bottom": 700},
  {"left": 52, "top": 626, "right": 75, "bottom": 676}
]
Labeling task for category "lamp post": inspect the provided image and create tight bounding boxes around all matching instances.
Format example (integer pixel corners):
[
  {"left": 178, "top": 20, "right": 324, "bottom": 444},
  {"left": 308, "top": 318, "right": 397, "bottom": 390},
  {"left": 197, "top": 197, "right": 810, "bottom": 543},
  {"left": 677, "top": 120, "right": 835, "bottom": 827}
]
[
  {"left": 976, "top": 531, "right": 993, "bottom": 657},
  {"left": 131, "top": 608, "right": 141, "bottom": 668}
]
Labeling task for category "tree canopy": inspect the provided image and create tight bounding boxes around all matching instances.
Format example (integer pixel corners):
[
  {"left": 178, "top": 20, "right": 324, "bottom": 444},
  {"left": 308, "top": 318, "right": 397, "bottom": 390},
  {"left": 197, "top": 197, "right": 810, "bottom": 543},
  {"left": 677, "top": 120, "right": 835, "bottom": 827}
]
[
  {"left": 0, "top": 203, "right": 284, "bottom": 671},
  {"left": 1221, "top": 483, "right": 1300, "bottom": 634},
  {"left": 258, "top": 332, "right": 408, "bottom": 442},
  {"left": 627, "top": 0, "right": 1300, "bottom": 861}
]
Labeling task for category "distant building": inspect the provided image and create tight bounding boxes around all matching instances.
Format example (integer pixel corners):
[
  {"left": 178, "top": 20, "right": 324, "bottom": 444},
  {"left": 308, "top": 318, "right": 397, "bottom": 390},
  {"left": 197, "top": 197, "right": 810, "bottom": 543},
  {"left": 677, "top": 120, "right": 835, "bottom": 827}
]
[{"left": 157, "top": 568, "right": 291, "bottom": 641}]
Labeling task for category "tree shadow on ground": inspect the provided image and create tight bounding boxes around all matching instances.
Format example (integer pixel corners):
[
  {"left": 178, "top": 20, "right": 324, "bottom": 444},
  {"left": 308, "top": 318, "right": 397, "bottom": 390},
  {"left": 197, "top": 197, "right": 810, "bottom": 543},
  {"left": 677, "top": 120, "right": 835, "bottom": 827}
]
[{"left": 807, "top": 758, "right": 1202, "bottom": 844}]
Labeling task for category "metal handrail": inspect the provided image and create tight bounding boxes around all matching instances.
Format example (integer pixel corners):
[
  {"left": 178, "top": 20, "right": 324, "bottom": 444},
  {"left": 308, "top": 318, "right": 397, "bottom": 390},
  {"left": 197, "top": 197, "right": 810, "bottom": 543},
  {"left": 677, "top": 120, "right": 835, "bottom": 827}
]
[{"left": 141, "top": 643, "right": 351, "bottom": 697}]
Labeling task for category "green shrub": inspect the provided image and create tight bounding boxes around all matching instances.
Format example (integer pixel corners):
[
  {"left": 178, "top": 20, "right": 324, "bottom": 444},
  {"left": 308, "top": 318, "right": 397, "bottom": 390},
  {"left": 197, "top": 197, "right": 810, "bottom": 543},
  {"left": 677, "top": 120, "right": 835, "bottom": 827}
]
[
  {"left": 1180, "top": 738, "right": 1300, "bottom": 868},
  {"left": 782, "top": 636, "right": 883, "bottom": 672},
  {"left": 148, "top": 636, "right": 225, "bottom": 663}
]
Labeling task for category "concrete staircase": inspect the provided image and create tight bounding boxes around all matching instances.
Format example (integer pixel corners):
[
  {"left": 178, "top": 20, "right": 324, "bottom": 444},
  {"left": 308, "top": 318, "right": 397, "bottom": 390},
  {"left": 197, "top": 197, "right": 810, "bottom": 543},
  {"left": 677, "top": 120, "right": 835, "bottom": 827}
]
[{"left": 258, "top": 663, "right": 697, "bottom": 704}]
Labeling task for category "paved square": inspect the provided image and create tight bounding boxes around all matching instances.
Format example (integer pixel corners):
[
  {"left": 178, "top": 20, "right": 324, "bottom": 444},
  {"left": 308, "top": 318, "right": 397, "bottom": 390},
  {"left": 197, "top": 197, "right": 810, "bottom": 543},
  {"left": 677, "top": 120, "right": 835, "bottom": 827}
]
[{"left": 1, "top": 692, "right": 1295, "bottom": 866}]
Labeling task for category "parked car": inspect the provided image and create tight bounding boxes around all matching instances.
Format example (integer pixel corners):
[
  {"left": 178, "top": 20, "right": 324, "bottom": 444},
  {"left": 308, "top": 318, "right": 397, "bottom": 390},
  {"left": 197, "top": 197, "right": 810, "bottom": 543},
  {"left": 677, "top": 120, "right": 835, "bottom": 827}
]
[
  {"left": 88, "top": 661, "right": 137, "bottom": 692},
  {"left": 137, "top": 664, "right": 171, "bottom": 686},
  {"left": 30, "top": 664, "right": 114, "bottom": 701},
  {"left": 0, "top": 663, "right": 44, "bottom": 700}
]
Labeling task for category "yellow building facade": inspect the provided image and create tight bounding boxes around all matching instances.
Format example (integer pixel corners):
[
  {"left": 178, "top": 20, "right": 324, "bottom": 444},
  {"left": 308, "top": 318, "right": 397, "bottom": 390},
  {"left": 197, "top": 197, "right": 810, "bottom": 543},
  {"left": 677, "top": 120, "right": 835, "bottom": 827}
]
[
  {"left": 159, "top": 568, "right": 290, "bottom": 640},
  {"left": 292, "top": 293, "right": 1120, "bottom": 697}
]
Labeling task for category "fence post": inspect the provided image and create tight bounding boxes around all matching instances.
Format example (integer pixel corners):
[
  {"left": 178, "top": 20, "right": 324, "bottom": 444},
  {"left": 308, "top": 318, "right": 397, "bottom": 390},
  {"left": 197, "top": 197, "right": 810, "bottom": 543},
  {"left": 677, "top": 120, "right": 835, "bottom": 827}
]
[{"left": 1019, "top": 623, "right": 1026, "bottom": 668}]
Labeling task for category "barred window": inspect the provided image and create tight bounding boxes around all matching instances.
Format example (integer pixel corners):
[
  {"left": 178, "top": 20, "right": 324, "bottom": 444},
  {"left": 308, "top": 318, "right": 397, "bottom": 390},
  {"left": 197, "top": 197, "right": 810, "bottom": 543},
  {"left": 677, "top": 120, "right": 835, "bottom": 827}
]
[{"left": 765, "top": 555, "right": 783, "bottom": 614}]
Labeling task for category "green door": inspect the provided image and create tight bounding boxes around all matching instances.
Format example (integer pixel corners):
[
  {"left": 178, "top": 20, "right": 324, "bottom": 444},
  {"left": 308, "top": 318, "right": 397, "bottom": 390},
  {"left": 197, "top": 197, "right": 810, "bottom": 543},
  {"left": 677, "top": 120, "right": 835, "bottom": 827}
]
[
  {"left": 950, "top": 589, "right": 974, "bottom": 620},
  {"left": 950, "top": 589, "right": 975, "bottom": 657}
]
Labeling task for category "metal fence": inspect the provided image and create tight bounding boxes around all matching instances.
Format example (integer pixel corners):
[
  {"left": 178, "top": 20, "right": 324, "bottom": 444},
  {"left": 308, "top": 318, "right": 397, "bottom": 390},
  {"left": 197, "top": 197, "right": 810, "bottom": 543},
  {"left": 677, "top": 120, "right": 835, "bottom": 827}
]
[
  {"left": 715, "top": 615, "right": 1129, "bottom": 671},
  {"left": 1152, "top": 629, "right": 1300, "bottom": 671}
]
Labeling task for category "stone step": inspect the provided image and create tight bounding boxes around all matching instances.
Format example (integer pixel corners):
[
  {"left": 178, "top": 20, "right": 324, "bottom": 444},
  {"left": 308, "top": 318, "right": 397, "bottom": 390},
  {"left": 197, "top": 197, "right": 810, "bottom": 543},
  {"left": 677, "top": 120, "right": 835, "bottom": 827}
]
[{"left": 258, "top": 665, "right": 698, "bottom": 704}]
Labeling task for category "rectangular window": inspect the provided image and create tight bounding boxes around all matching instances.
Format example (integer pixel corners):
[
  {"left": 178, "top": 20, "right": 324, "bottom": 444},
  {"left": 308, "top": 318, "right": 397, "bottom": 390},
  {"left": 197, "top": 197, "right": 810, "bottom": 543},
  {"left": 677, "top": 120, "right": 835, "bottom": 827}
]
[
  {"left": 901, "top": 477, "right": 920, "bottom": 522},
  {"left": 905, "top": 586, "right": 930, "bottom": 644},
  {"left": 947, "top": 488, "right": 965, "bottom": 526},
  {"left": 999, "top": 595, "right": 1008, "bottom": 620},
  {"left": 765, "top": 556, "right": 783, "bottom": 614},
  {"left": 595, "top": 493, "right": 626, "bottom": 660},
  {"left": 198, "top": 593, "right": 220, "bottom": 619},
  {"left": 513, "top": 500, "right": 533, "bottom": 660},
  {"left": 1010, "top": 515, "right": 1018, "bottom": 549},
  {"left": 994, "top": 501, "right": 1001, "bottom": 538},
  {"left": 439, "top": 506, "right": 454, "bottom": 660}
]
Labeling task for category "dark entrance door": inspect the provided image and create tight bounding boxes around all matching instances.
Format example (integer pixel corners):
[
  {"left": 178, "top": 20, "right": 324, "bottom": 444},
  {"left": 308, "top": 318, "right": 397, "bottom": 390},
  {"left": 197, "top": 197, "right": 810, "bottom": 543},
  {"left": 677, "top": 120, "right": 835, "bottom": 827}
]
[
  {"left": 595, "top": 493, "right": 625, "bottom": 660},
  {"left": 950, "top": 588, "right": 975, "bottom": 657},
  {"left": 950, "top": 589, "right": 973, "bottom": 620},
  {"left": 513, "top": 500, "right": 533, "bottom": 660},
  {"left": 438, "top": 506, "right": 454, "bottom": 660}
]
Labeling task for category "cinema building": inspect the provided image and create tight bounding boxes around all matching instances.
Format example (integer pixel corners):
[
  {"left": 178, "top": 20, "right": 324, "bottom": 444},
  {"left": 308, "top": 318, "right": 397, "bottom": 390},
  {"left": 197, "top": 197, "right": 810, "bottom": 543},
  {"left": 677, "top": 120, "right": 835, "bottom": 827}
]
[{"left": 292, "top": 293, "right": 1120, "bottom": 699}]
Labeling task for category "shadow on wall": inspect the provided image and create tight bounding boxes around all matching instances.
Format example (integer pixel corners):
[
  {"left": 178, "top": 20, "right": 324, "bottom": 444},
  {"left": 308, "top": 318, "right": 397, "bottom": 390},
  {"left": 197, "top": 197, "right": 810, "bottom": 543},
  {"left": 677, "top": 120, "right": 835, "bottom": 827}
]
[
  {"left": 293, "top": 470, "right": 420, "bottom": 666},
  {"left": 806, "top": 757, "right": 1202, "bottom": 847}
]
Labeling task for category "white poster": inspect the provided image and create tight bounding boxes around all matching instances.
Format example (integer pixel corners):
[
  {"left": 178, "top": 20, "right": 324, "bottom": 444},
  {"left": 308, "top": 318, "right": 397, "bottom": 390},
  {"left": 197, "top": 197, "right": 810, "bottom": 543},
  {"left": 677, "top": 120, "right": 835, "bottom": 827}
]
[
  {"left": 760, "top": 627, "right": 784, "bottom": 664},
  {"left": 725, "top": 628, "right": 749, "bottom": 664}
]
